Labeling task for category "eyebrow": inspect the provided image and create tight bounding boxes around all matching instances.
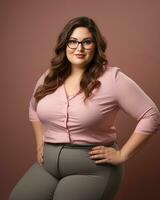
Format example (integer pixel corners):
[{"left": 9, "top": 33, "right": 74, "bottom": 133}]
[{"left": 70, "top": 37, "right": 93, "bottom": 40}]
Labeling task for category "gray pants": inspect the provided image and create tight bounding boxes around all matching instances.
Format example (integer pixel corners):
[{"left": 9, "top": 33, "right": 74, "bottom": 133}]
[{"left": 9, "top": 142, "right": 124, "bottom": 200}]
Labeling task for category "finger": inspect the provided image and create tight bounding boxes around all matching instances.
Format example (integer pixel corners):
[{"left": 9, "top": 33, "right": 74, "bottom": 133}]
[
  {"left": 37, "top": 160, "right": 42, "bottom": 166},
  {"left": 89, "top": 149, "right": 104, "bottom": 155},
  {"left": 41, "top": 155, "right": 44, "bottom": 162},
  {"left": 95, "top": 159, "right": 108, "bottom": 164},
  {"left": 89, "top": 154, "right": 105, "bottom": 159},
  {"left": 38, "top": 158, "right": 44, "bottom": 165},
  {"left": 91, "top": 146, "right": 105, "bottom": 150}
]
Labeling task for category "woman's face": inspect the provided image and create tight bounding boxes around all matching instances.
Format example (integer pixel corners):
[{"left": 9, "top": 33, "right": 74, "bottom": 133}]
[{"left": 66, "top": 27, "right": 95, "bottom": 69}]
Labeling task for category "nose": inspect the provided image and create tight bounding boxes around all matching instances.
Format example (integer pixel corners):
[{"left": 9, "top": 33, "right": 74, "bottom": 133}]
[{"left": 76, "top": 43, "right": 84, "bottom": 51}]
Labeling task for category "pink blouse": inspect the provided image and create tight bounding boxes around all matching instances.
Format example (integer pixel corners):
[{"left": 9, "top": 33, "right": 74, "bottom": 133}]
[{"left": 29, "top": 67, "right": 160, "bottom": 145}]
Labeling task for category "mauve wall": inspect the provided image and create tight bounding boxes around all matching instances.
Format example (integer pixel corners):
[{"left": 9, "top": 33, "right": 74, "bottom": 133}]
[{"left": 1, "top": 0, "right": 160, "bottom": 199}]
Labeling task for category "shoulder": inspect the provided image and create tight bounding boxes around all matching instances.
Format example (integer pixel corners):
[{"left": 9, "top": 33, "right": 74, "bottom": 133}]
[
  {"left": 99, "top": 66, "right": 121, "bottom": 82},
  {"left": 34, "top": 68, "right": 50, "bottom": 87},
  {"left": 101, "top": 66, "right": 134, "bottom": 83},
  {"left": 41, "top": 68, "right": 50, "bottom": 78},
  {"left": 99, "top": 66, "right": 137, "bottom": 92},
  {"left": 39, "top": 68, "right": 50, "bottom": 80}
]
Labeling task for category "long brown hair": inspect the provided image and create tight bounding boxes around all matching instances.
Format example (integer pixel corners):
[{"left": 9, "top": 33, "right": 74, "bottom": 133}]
[{"left": 34, "top": 16, "right": 108, "bottom": 103}]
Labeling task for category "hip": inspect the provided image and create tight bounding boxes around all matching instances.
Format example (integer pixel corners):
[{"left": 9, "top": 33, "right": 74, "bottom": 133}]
[{"left": 43, "top": 142, "right": 124, "bottom": 178}]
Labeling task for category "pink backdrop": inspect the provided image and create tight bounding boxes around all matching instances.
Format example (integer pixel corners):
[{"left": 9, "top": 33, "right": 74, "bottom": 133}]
[{"left": 1, "top": 0, "right": 160, "bottom": 199}]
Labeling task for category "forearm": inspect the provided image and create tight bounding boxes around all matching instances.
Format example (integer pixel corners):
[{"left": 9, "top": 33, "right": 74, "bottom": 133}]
[
  {"left": 120, "top": 132, "right": 153, "bottom": 162},
  {"left": 31, "top": 121, "right": 44, "bottom": 151}
]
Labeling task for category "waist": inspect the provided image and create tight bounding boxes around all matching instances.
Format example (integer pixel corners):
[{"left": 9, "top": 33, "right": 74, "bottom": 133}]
[{"left": 44, "top": 141, "right": 116, "bottom": 148}]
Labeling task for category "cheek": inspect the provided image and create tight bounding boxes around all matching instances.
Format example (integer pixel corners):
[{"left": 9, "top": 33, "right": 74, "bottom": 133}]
[
  {"left": 87, "top": 50, "right": 95, "bottom": 60},
  {"left": 66, "top": 47, "right": 74, "bottom": 61}
]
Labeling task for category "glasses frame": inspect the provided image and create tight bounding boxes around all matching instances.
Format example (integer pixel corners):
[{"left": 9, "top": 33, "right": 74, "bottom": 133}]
[{"left": 67, "top": 39, "right": 95, "bottom": 50}]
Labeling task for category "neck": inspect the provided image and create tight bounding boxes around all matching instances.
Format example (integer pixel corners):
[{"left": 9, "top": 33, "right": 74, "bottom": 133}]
[{"left": 70, "top": 65, "right": 85, "bottom": 77}]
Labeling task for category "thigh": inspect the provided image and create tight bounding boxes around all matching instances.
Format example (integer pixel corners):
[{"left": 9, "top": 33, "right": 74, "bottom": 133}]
[
  {"left": 53, "top": 166, "right": 123, "bottom": 200},
  {"left": 53, "top": 175, "right": 106, "bottom": 200},
  {"left": 9, "top": 163, "right": 58, "bottom": 200}
]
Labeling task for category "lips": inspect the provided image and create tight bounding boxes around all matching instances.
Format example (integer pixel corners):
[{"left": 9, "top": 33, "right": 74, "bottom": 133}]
[{"left": 75, "top": 54, "right": 85, "bottom": 58}]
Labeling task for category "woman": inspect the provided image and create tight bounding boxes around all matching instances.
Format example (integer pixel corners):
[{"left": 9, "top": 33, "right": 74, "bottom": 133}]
[{"left": 9, "top": 16, "right": 160, "bottom": 200}]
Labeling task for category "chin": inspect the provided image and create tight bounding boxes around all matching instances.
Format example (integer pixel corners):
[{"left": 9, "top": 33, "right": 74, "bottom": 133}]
[
  {"left": 75, "top": 63, "right": 88, "bottom": 67},
  {"left": 71, "top": 60, "right": 87, "bottom": 65}
]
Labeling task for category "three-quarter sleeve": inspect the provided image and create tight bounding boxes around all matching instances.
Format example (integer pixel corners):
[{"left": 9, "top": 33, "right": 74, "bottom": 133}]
[
  {"left": 113, "top": 68, "right": 160, "bottom": 135},
  {"left": 29, "top": 69, "right": 49, "bottom": 121}
]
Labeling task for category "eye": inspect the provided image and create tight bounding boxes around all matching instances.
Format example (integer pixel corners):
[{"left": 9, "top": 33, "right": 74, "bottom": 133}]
[
  {"left": 68, "top": 40, "right": 77, "bottom": 44},
  {"left": 83, "top": 40, "right": 93, "bottom": 45}
]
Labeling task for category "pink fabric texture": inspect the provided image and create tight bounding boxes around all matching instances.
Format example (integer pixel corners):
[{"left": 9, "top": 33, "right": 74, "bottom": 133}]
[{"left": 29, "top": 67, "right": 160, "bottom": 145}]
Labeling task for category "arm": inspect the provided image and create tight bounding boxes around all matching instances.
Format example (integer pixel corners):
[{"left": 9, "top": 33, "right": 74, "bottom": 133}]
[
  {"left": 120, "top": 132, "right": 152, "bottom": 162},
  {"left": 29, "top": 69, "right": 49, "bottom": 165},
  {"left": 89, "top": 68, "right": 160, "bottom": 165},
  {"left": 31, "top": 121, "right": 44, "bottom": 165},
  {"left": 89, "top": 132, "right": 153, "bottom": 165}
]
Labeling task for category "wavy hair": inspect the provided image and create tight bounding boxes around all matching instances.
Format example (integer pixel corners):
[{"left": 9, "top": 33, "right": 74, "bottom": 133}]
[{"left": 34, "top": 16, "right": 108, "bottom": 103}]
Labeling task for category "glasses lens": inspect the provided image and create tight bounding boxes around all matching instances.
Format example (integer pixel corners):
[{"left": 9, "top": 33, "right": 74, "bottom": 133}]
[
  {"left": 68, "top": 40, "right": 78, "bottom": 49},
  {"left": 82, "top": 39, "right": 94, "bottom": 49}
]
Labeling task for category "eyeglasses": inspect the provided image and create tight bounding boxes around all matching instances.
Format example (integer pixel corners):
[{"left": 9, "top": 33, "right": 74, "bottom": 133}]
[{"left": 67, "top": 39, "right": 95, "bottom": 50}]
